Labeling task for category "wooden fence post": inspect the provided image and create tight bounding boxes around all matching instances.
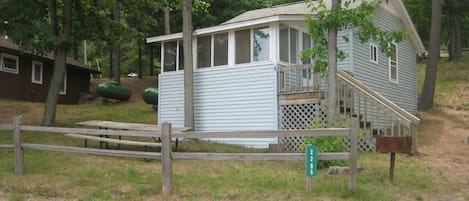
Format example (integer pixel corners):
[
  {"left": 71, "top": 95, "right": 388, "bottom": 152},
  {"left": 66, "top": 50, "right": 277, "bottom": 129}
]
[
  {"left": 411, "top": 124, "right": 417, "bottom": 154},
  {"left": 348, "top": 117, "right": 358, "bottom": 191},
  {"left": 13, "top": 115, "right": 24, "bottom": 175},
  {"left": 161, "top": 122, "right": 172, "bottom": 196}
]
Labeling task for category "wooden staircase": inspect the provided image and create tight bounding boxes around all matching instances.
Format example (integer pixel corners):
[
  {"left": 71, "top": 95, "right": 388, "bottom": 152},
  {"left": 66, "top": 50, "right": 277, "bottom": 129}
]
[{"left": 277, "top": 64, "right": 420, "bottom": 153}]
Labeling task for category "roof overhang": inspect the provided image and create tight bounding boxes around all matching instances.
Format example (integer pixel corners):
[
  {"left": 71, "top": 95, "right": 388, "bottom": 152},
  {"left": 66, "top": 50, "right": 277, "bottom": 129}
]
[
  {"left": 147, "top": 0, "right": 426, "bottom": 55},
  {"left": 146, "top": 15, "right": 306, "bottom": 43}
]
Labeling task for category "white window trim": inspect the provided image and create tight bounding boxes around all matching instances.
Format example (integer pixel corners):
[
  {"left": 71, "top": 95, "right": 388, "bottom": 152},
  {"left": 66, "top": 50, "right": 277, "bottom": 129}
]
[
  {"left": 175, "top": 40, "right": 180, "bottom": 71},
  {"left": 31, "top": 60, "right": 43, "bottom": 84},
  {"left": 59, "top": 70, "right": 67, "bottom": 95},
  {"left": 1, "top": 53, "right": 19, "bottom": 74},
  {"left": 388, "top": 42, "right": 398, "bottom": 84},
  {"left": 370, "top": 42, "right": 378, "bottom": 64},
  {"left": 161, "top": 40, "right": 182, "bottom": 73}
]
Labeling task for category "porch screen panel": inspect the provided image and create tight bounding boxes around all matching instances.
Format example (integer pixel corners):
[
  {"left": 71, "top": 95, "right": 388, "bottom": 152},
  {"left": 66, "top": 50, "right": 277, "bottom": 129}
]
[
  {"left": 214, "top": 33, "right": 228, "bottom": 66},
  {"left": 279, "top": 25, "right": 289, "bottom": 62},
  {"left": 253, "top": 26, "right": 270, "bottom": 62},
  {"left": 290, "top": 28, "right": 298, "bottom": 64},
  {"left": 163, "top": 41, "right": 177, "bottom": 72},
  {"left": 235, "top": 29, "right": 251, "bottom": 64},
  {"left": 197, "top": 35, "right": 212, "bottom": 68},
  {"left": 302, "top": 33, "right": 311, "bottom": 64}
]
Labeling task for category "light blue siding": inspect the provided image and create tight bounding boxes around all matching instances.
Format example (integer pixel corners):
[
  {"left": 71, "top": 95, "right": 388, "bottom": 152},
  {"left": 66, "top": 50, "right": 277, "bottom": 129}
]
[
  {"left": 337, "top": 30, "right": 352, "bottom": 71},
  {"left": 349, "top": 6, "right": 418, "bottom": 114},
  {"left": 158, "top": 72, "right": 185, "bottom": 127},
  {"left": 158, "top": 64, "right": 278, "bottom": 148},
  {"left": 194, "top": 64, "right": 278, "bottom": 148}
]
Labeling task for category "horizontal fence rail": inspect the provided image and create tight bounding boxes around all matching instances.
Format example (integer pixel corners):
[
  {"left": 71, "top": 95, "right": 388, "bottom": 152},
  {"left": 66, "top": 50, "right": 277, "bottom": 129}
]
[
  {"left": 172, "top": 128, "right": 350, "bottom": 138},
  {"left": 0, "top": 115, "right": 359, "bottom": 195},
  {"left": 172, "top": 152, "right": 350, "bottom": 161},
  {"left": 22, "top": 143, "right": 162, "bottom": 159}
]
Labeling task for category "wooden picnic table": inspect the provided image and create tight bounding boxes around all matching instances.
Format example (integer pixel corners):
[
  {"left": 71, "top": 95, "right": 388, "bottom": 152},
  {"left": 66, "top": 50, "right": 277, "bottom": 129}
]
[
  {"left": 76, "top": 120, "right": 192, "bottom": 133},
  {"left": 75, "top": 120, "right": 191, "bottom": 149}
]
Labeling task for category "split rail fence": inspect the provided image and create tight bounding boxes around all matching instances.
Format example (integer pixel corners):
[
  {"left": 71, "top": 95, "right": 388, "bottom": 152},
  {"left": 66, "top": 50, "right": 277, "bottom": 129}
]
[{"left": 0, "top": 116, "right": 359, "bottom": 195}]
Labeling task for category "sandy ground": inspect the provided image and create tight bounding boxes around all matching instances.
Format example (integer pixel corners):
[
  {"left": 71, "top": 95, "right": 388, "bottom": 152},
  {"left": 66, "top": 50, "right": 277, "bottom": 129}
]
[{"left": 419, "top": 108, "right": 469, "bottom": 181}]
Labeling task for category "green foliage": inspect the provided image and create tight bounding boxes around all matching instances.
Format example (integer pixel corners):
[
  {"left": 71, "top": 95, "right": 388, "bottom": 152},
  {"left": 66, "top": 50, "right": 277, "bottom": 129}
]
[
  {"left": 303, "top": 117, "right": 350, "bottom": 169},
  {"left": 303, "top": 0, "right": 407, "bottom": 74},
  {"left": 0, "top": 0, "right": 57, "bottom": 53}
]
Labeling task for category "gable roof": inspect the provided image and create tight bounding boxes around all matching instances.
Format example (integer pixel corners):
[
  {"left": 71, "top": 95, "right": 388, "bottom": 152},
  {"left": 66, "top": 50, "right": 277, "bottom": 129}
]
[
  {"left": 0, "top": 37, "right": 100, "bottom": 74},
  {"left": 222, "top": 2, "right": 311, "bottom": 25},
  {"left": 147, "top": 0, "right": 425, "bottom": 54}
]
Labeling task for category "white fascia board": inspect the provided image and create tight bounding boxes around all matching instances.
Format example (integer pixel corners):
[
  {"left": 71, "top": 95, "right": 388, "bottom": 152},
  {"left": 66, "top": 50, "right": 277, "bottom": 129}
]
[
  {"left": 147, "top": 33, "right": 183, "bottom": 43},
  {"left": 390, "top": 0, "right": 426, "bottom": 54},
  {"left": 146, "top": 15, "right": 306, "bottom": 43}
]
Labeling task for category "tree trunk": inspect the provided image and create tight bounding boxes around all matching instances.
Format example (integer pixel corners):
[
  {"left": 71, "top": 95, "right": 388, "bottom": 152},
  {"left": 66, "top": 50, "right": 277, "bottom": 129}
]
[
  {"left": 42, "top": 0, "right": 72, "bottom": 126},
  {"left": 452, "top": 0, "right": 462, "bottom": 59},
  {"left": 109, "top": 48, "right": 113, "bottom": 79},
  {"left": 420, "top": 0, "right": 442, "bottom": 111},
  {"left": 164, "top": 5, "right": 171, "bottom": 34},
  {"left": 112, "top": 0, "right": 121, "bottom": 83},
  {"left": 72, "top": 41, "right": 78, "bottom": 60},
  {"left": 149, "top": 45, "right": 154, "bottom": 76},
  {"left": 183, "top": 0, "right": 194, "bottom": 128},
  {"left": 327, "top": 0, "right": 338, "bottom": 123},
  {"left": 138, "top": 40, "right": 143, "bottom": 79},
  {"left": 447, "top": 0, "right": 462, "bottom": 60},
  {"left": 50, "top": 0, "right": 57, "bottom": 36}
]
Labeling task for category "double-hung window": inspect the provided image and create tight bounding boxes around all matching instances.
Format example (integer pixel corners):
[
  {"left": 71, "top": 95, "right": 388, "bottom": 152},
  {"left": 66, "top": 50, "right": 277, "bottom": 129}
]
[
  {"left": 388, "top": 43, "right": 398, "bottom": 83},
  {"left": 235, "top": 27, "right": 270, "bottom": 64},
  {"left": 1, "top": 53, "right": 19, "bottom": 74},
  {"left": 31, "top": 61, "right": 43, "bottom": 84},
  {"left": 370, "top": 43, "right": 378, "bottom": 64},
  {"left": 163, "top": 40, "right": 184, "bottom": 72}
]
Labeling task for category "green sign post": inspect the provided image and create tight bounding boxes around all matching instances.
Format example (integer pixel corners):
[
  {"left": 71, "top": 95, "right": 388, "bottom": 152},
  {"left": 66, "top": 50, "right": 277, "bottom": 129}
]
[
  {"left": 305, "top": 145, "right": 318, "bottom": 176},
  {"left": 305, "top": 145, "right": 318, "bottom": 192}
]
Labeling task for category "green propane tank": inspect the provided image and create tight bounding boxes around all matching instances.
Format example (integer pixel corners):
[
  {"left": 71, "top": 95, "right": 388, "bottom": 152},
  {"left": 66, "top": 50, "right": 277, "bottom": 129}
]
[
  {"left": 142, "top": 87, "right": 158, "bottom": 105},
  {"left": 96, "top": 82, "right": 131, "bottom": 101}
]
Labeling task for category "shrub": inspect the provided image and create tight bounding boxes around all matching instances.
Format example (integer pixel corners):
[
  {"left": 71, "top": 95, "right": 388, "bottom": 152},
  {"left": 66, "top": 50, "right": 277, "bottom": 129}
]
[{"left": 303, "top": 116, "right": 349, "bottom": 169}]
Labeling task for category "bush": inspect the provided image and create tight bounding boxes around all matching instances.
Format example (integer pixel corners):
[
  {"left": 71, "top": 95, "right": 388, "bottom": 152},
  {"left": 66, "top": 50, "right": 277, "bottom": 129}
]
[{"left": 303, "top": 117, "right": 349, "bottom": 169}]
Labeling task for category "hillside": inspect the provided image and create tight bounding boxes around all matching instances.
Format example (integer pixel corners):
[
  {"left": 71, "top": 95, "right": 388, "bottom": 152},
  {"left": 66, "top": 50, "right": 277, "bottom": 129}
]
[{"left": 90, "top": 76, "right": 158, "bottom": 104}]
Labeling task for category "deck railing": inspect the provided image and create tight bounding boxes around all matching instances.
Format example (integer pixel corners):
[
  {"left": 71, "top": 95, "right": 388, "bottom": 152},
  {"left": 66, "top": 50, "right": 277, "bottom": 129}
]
[{"left": 277, "top": 63, "right": 323, "bottom": 94}]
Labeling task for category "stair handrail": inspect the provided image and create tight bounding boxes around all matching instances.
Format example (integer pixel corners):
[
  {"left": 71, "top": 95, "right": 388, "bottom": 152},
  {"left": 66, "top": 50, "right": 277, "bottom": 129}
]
[{"left": 336, "top": 70, "right": 420, "bottom": 126}]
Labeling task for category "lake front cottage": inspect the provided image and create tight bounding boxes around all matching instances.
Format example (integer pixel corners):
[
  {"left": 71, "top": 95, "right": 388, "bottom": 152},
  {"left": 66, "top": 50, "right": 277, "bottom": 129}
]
[
  {"left": 146, "top": 0, "right": 424, "bottom": 151},
  {"left": 0, "top": 37, "right": 100, "bottom": 104}
]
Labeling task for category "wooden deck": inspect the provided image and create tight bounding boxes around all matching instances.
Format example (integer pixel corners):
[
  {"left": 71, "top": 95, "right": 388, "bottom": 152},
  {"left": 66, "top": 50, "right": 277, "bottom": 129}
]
[{"left": 278, "top": 91, "right": 323, "bottom": 105}]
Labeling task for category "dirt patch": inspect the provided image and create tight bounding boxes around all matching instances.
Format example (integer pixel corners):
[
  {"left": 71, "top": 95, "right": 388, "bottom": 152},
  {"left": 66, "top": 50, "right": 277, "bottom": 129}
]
[{"left": 419, "top": 107, "right": 469, "bottom": 182}]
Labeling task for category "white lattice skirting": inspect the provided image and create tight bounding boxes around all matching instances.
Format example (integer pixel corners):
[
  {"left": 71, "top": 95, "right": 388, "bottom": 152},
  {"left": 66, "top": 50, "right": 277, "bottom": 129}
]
[{"left": 278, "top": 102, "right": 376, "bottom": 152}]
